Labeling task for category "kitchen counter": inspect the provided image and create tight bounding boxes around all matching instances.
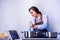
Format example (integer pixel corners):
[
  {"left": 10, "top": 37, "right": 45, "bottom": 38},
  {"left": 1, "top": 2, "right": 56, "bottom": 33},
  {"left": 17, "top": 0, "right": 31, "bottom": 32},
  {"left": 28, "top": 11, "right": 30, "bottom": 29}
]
[
  {"left": 14, "top": 38, "right": 60, "bottom": 40},
  {"left": 22, "top": 38, "right": 60, "bottom": 40},
  {"left": 0, "top": 36, "right": 11, "bottom": 40}
]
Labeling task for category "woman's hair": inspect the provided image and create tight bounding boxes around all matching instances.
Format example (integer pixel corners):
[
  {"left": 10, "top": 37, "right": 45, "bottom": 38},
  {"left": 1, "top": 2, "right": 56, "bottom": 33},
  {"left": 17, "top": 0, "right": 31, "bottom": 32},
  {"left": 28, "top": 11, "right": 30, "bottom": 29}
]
[{"left": 29, "top": 6, "right": 42, "bottom": 15}]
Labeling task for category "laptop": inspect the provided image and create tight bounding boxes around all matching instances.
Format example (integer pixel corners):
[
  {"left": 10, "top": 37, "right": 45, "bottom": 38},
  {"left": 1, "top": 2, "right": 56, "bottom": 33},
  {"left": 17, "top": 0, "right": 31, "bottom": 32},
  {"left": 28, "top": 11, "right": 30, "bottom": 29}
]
[{"left": 9, "top": 30, "right": 20, "bottom": 40}]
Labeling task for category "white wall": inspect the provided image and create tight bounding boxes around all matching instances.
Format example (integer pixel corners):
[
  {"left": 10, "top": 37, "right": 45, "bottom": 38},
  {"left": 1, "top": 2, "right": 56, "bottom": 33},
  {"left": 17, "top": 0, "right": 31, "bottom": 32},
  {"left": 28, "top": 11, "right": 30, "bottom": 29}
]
[{"left": 0, "top": 0, "right": 60, "bottom": 33}]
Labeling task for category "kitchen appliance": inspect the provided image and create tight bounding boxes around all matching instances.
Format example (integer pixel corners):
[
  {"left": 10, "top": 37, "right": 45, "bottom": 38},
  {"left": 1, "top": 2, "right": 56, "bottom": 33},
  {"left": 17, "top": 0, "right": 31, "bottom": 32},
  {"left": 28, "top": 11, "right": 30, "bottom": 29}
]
[
  {"left": 21, "top": 31, "right": 37, "bottom": 38},
  {"left": 48, "top": 32, "right": 57, "bottom": 38},
  {"left": 21, "top": 31, "right": 57, "bottom": 38}
]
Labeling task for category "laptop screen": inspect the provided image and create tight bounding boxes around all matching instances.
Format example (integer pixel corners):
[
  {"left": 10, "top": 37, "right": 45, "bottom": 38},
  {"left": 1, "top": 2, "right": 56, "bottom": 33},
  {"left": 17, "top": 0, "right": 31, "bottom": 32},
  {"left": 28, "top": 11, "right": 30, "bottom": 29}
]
[{"left": 9, "top": 30, "right": 20, "bottom": 39}]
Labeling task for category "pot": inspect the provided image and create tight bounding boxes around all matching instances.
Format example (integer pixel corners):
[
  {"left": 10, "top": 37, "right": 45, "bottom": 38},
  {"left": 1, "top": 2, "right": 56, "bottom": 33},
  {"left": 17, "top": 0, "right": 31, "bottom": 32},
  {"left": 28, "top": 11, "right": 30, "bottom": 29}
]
[{"left": 21, "top": 31, "right": 37, "bottom": 38}]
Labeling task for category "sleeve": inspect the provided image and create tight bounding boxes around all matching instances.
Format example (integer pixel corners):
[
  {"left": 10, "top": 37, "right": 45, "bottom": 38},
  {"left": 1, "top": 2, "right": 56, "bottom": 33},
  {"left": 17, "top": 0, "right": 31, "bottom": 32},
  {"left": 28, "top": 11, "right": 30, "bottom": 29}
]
[{"left": 37, "top": 14, "right": 48, "bottom": 29}]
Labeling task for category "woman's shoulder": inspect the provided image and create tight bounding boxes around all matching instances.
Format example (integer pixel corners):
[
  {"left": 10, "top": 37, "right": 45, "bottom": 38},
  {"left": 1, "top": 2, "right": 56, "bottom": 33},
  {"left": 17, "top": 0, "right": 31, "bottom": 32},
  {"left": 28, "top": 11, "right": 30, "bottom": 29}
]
[
  {"left": 42, "top": 14, "right": 48, "bottom": 16},
  {"left": 42, "top": 14, "right": 48, "bottom": 19}
]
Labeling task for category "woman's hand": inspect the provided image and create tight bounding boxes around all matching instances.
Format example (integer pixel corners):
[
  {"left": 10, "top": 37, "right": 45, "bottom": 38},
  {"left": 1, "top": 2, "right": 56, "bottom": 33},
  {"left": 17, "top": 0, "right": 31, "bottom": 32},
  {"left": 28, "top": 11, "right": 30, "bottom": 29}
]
[
  {"left": 28, "top": 22, "right": 33, "bottom": 27},
  {"left": 28, "top": 22, "right": 38, "bottom": 29},
  {"left": 33, "top": 25, "right": 38, "bottom": 29}
]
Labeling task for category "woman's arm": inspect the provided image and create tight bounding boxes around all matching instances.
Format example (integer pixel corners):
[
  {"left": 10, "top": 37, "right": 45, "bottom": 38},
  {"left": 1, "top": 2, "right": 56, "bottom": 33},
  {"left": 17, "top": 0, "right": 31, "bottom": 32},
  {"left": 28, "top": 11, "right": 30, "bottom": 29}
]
[{"left": 33, "top": 14, "right": 48, "bottom": 29}]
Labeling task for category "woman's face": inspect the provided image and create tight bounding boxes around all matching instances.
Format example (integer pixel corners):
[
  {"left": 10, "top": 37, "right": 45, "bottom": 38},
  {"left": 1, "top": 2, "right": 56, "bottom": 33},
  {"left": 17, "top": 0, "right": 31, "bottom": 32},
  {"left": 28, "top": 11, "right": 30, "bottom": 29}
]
[{"left": 29, "top": 9, "right": 37, "bottom": 18}]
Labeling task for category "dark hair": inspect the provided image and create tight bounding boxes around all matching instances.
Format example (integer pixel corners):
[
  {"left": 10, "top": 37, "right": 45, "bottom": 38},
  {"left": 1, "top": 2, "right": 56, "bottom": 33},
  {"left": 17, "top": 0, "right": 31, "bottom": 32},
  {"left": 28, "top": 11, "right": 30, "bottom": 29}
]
[{"left": 29, "top": 6, "right": 42, "bottom": 15}]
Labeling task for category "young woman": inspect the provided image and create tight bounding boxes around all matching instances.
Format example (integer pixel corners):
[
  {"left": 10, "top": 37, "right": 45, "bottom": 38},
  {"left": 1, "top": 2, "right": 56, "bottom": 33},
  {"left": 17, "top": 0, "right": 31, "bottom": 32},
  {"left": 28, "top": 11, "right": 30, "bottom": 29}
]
[{"left": 28, "top": 6, "right": 49, "bottom": 32}]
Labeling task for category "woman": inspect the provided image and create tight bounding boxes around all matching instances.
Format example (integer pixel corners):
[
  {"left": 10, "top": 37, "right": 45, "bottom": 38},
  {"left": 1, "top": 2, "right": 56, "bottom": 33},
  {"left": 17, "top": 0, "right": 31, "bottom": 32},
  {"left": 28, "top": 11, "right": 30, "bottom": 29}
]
[{"left": 28, "top": 6, "right": 49, "bottom": 32}]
